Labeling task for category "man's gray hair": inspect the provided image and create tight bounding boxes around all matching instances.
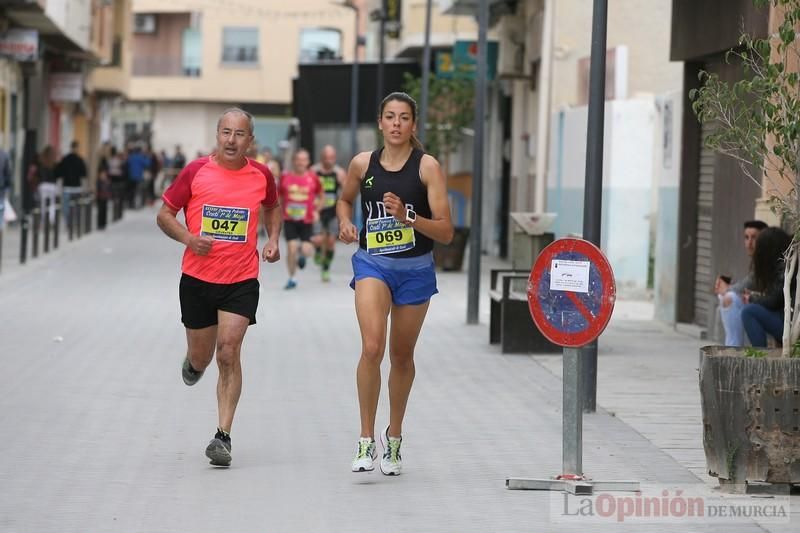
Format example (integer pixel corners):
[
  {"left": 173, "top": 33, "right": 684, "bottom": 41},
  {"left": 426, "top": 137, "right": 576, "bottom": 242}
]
[{"left": 217, "top": 107, "right": 254, "bottom": 134}]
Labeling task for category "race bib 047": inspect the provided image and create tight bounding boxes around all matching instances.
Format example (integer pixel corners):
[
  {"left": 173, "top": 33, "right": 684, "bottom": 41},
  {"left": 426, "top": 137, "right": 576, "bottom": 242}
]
[
  {"left": 366, "top": 216, "right": 415, "bottom": 255},
  {"left": 200, "top": 204, "right": 249, "bottom": 242}
]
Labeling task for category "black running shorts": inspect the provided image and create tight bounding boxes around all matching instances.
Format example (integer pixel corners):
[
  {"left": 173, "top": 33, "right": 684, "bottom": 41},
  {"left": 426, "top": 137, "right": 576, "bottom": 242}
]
[
  {"left": 179, "top": 274, "right": 259, "bottom": 329},
  {"left": 284, "top": 221, "right": 313, "bottom": 242}
]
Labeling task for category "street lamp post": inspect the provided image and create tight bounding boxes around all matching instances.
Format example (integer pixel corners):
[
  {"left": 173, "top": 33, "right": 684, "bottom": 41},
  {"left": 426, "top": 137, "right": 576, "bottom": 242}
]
[
  {"left": 581, "top": 0, "right": 609, "bottom": 413},
  {"left": 332, "top": 1, "right": 363, "bottom": 159},
  {"left": 467, "top": 0, "right": 488, "bottom": 324},
  {"left": 418, "top": 0, "right": 433, "bottom": 145},
  {"left": 370, "top": 7, "right": 387, "bottom": 111}
]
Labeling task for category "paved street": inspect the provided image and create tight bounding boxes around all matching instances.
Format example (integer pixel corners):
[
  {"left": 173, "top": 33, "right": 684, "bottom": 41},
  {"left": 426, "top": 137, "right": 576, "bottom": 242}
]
[{"left": 0, "top": 207, "right": 794, "bottom": 532}]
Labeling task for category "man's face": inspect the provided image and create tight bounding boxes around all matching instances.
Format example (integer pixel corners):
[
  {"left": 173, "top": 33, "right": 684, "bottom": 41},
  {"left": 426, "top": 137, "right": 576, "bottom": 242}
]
[
  {"left": 216, "top": 113, "right": 252, "bottom": 166},
  {"left": 320, "top": 147, "right": 336, "bottom": 169},
  {"left": 744, "top": 227, "right": 761, "bottom": 257},
  {"left": 293, "top": 151, "right": 310, "bottom": 173}
]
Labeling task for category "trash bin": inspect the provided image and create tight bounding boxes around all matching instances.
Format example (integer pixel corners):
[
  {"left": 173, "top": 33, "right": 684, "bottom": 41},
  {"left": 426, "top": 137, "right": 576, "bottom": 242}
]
[
  {"left": 509, "top": 212, "right": 556, "bottom": 270},
  {"left": 434, "top": 227, "right": 470, "bottom": 271}
]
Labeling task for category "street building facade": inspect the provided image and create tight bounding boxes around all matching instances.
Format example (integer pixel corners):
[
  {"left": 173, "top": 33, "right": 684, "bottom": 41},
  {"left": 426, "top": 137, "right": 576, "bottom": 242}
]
[
  {"left": 1, "top": 0, "right": 123, "bottom": 213},
  {"left": 670, "top": 0, "right": 774, "bottom": 333},
  {"left": 124, "top": 0, "right": 359, "bottom": 160}
]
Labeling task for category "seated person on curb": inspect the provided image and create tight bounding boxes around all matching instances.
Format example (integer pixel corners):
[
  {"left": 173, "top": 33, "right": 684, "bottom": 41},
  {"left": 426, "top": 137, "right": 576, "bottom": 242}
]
[
  {"left": 715, "top": 220, "right": 767, "bottom": 345},
  {"left": 741, "top": 227, "right": 793, "bottom": 348}
]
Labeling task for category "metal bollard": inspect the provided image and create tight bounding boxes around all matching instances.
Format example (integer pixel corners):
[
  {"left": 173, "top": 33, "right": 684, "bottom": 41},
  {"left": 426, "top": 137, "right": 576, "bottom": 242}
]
[
  {"left": 67, "top": 198, "right": 74, "bottom": 241},
  {"left": 84, "top": 195, "right": 92, "bottom": 235},
  {"left": 75, "top": 198, "right": 82, "bottom": 239},
  {"left": 32, "top": 207, "right": 40, "bottom": 259},
  {"left": 43, "top": 198, "right": 51, "bottom": 254},
  {"left": 54, "top": 198, "right": 61, "bottom": 249},
  {"left": 19, "top": 214, "right": 28, "bottom": 265}
]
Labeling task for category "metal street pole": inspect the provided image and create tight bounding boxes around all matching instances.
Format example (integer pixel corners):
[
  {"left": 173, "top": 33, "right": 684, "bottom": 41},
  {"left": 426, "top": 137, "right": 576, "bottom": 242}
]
[
  {"left": 350, "top": 4, "right": 361, "bottom": 158},
  {"left": 377, "top": 9, "right": 386, "bottom": 111},
  {"left": 581, "top": 0, "right": 608, "bottom": 413},
  {"left": 418, "top": 0, "right": 433, "bottom": 145},
  {"left": 467, "top": 0, "right": 488, "bottom": 325},
  {"left": 333, "top": 1, "right": 362, "bottom": 158}
]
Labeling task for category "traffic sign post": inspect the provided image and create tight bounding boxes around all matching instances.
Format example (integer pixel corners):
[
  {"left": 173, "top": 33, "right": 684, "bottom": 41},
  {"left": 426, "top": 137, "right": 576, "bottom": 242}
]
[{"left": 506, "top": 238, "right": 639, "bottom": 495}]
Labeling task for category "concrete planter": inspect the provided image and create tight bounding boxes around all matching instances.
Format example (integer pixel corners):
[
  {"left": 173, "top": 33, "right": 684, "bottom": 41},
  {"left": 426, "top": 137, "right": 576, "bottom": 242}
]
[{"left": 699, "top": 346, "right": 800, "bottom": 491}]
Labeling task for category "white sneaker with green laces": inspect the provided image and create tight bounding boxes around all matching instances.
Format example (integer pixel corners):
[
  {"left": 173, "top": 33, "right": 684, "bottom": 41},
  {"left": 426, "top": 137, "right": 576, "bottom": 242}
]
[
  {"left": 380, "top": 426, "right": 402, "bottom": 476},
  {"left": 351, "top": 437, "right": 377, "bottom": 472}
]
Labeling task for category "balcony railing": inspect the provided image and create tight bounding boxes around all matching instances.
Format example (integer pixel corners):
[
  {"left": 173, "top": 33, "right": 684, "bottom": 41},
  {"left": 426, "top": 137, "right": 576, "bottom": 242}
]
[{"left": 132, "top": 56, "right": 201, "bottom": 77}]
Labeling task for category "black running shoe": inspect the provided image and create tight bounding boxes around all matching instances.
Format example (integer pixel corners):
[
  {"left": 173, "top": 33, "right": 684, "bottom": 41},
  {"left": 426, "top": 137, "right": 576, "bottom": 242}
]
[
  {"left": 182, "top": 357, "right": 204, "bottom": 386},
  {"left": 205, "top": 429, "right": 232, "bottom": 467},
  {"left": 298, "top": 255, "right": 307, "bottom": 270}
]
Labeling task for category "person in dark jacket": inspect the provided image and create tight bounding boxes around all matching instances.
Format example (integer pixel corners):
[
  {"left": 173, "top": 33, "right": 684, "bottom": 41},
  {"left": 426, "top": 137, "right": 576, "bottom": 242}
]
[
  {"left": 56, "top": 140, "right": 87, "bottom": 225},
  {"left": 741, "top": 227, "right": 794, "bottom": 347}
]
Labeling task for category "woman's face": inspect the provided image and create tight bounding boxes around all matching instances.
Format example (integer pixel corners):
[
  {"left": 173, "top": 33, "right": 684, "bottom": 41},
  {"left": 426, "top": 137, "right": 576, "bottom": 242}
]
[{"left": 379, "top": 100, "right": 415, "bottom": 147}]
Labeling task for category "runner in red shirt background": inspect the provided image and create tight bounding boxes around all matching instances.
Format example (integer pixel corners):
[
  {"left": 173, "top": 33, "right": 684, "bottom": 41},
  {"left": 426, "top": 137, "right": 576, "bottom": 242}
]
[
  {"left": 278, "top": 148, "right": 323, "bottom": 290},
  {"left": 156, "top": 108, "right": 282, "bottom": 467}
]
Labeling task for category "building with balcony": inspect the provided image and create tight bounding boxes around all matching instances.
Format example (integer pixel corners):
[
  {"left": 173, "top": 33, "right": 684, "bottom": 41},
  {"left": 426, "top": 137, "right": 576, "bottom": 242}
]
[
  {"left": 122, "top": 0, "right": 358, "bottom": 159},
  {"left": 0, "top": 0, "right": 119, "bottom": 210}
]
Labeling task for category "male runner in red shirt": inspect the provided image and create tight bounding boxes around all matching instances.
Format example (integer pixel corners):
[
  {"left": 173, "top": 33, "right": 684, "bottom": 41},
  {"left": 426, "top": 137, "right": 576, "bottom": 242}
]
[
  {"left": 157, "top": 108, "right": 282, "bottom": 467},
  {"left": 278, "top": 148, "right": 323, "bottom": 289}
]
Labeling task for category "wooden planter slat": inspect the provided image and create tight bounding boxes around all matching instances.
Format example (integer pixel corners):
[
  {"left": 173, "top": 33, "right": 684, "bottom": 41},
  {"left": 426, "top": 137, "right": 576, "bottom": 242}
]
[{"left": 699, "top": 346, "right": 800, "bottom": 486}]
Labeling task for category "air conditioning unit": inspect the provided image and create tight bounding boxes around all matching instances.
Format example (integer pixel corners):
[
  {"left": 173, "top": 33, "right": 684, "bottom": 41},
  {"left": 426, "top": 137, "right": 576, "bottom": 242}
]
[
  {"left": 133, "top": 14, "right": 156, "bottom": 34},
  {"left": 496, "top": 15, "right": 527, "bottom": 79}
]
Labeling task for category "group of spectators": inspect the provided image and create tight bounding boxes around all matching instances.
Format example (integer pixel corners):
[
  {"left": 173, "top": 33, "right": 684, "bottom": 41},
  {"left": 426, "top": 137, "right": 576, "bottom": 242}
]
[
  {"left": 25, "top": 140, "right": 188, "bottom": 230},
  {"left": 716, "top": 221, "right": 794, "bottom": 348}
]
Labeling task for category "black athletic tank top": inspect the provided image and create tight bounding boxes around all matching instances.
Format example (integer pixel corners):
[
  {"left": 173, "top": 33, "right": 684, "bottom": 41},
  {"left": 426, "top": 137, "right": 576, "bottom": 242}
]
[
  {"left": 315, "top": 166, "right": 340, "bottom": 217},
  {"left": 359, "top": 148, "right": 433, "bottom": 258}
]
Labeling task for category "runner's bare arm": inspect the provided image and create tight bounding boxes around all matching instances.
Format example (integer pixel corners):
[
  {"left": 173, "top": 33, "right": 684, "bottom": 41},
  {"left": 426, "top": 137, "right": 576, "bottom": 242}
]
[
  {"left": 156, "top": 202, "right": 213, "bottom": 255},
  {"left": 336, "top": 152, "right": 370, "bottom": 244},
  {"left": 384, "top": 155, "right": 453, "bottom": 244},
  {"left": 261, "top": 202, "right": 281, "bottom": 263}
]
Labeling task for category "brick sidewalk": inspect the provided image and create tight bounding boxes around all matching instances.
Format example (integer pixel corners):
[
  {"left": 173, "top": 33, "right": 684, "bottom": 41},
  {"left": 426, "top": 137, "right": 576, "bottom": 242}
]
[{"left": 0, "top": 207, "right": 776, "bottom": 532}]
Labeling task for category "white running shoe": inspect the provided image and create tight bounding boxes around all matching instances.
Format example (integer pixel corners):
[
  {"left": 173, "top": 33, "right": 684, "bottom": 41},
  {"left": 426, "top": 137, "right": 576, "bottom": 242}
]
[
  {"left": 351, "top": 438, "right": 377, "bottom": 472},
  {"left": 380, "top": 426, "right": 402, "bottom": 476}
]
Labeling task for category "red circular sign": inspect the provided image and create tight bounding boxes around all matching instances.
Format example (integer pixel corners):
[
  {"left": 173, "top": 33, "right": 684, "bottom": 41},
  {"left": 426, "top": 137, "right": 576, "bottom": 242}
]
[{"left": 527, "top": 238, "right": 615, "bottom": 348}]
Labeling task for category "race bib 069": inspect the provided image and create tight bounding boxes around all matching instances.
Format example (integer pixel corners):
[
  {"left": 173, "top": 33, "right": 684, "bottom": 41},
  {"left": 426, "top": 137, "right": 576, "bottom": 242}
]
[
  {"left": 366, "top": 216, "right": 415, "bottom": 255},
  {"left": 200, "top": 204, "right": 249, "bottom": 242}
]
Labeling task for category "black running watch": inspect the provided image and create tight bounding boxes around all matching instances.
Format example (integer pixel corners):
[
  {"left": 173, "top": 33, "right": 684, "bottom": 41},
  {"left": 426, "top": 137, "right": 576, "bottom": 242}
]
[{"left": 405, "top": 209, "right": 417, "bottom": 225}]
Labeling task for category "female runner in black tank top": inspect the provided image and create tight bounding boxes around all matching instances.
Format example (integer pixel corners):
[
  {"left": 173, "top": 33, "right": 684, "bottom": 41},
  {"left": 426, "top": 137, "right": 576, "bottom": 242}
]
[{"left": 337, "top": 92, "right": 454, "bottom": 475}]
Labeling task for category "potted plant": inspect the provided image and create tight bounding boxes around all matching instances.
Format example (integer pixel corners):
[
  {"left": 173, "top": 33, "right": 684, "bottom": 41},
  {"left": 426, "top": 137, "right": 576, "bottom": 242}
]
[
  {"left": 404, "top": 73, "right": 474, "bottom": 271},
  {"left": 690, "top": 0, "right": 800, "bottom": 491}
]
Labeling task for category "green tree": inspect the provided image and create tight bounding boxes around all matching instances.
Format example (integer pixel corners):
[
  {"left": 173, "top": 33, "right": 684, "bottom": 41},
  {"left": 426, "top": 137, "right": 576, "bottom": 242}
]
[
  {"left": 403, "top": 73, "right": 474, "bottom": 176},
  {"left": 690, "top": 0, "right": 800, "bottom": 356}
]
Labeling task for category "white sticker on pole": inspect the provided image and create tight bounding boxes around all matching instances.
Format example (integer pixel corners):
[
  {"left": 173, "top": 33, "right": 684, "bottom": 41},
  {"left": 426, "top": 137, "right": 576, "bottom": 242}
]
[{"left": 550, "top": 259, "right": 591, "bottom": 293}]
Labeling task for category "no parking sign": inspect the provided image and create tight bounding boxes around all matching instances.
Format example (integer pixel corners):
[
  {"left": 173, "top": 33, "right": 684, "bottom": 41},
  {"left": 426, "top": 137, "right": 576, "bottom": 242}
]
[
  {"left": 507, "top": 238, "right": 636, "bottom": 494},
  {"left": 527, "top": 238, "right": 615, "bottom": 348}
]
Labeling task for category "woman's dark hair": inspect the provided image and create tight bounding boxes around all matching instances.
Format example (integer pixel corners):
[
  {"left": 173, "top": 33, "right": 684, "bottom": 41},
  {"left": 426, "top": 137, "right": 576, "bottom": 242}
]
[
  {"left": 378, "top": 92, "right": 424, "bottom": 150},
  {"left": 752, "top": 226, "right": 792, "bottom": 291},
  {"left": 40, "top": 145, "right": 56, "bottom": 167}
]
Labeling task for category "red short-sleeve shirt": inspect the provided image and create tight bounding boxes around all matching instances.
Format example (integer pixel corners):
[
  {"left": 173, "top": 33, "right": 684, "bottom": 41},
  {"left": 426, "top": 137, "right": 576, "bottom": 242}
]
[
  {"left": 163, "top": 156, "right": 278, "bottom": 284},
  {"left": 278, "top": 171, "right": 321, "bottom": 224}
]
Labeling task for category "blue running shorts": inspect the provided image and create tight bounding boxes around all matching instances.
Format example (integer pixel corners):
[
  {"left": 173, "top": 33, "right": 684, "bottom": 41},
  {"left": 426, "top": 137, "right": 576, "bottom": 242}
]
[{"left": 350, "top": 248, "right": 438, "bottom": 306}]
